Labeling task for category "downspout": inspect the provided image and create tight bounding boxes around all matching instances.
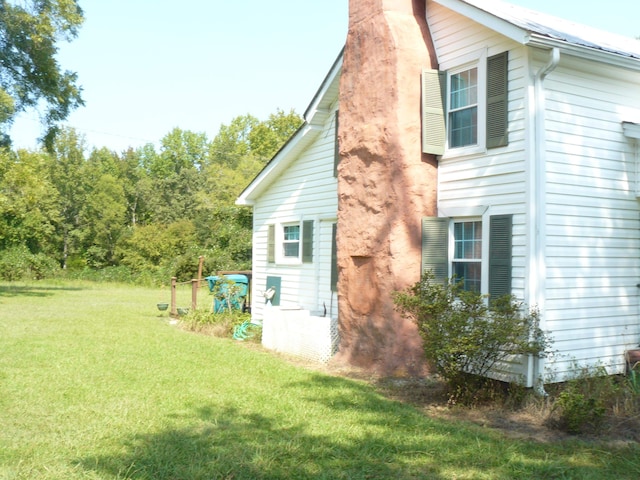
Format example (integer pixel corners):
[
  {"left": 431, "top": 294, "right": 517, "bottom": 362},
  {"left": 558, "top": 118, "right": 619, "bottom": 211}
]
[{"left": 528, "top": 47, "right": 560, "bottom": 394}]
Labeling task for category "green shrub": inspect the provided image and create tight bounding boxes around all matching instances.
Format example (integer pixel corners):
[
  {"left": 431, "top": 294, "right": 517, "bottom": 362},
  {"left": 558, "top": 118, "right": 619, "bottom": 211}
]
[
  {"left": 393, "top": 271, "right": 551, "bottom": 403},
  {"left": 548, "top": 364, "right": 622, "bottom": 434},
  {"left": 0, "top": 246, "right": 59, "bottom": 280},
  {"left": 555, "top": 390, "right": 605, "bottom": 434}
]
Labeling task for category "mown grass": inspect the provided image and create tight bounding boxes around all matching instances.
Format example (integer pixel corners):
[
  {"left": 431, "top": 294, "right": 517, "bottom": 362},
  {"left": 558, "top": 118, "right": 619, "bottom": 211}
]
[{"left": 1, "top": 280, "right": 640, "bottom": 479}]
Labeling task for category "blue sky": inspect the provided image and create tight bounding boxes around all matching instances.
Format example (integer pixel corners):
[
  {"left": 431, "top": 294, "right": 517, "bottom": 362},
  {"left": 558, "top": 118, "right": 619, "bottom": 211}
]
[{"left": 9, "top": 0, "right": 640, "bottom": 153}]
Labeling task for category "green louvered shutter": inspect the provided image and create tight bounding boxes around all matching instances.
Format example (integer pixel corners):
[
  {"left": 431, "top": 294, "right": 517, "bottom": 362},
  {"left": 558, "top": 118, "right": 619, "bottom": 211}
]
[
  {"left": 421, "top": 69, "right": 446, "bottom": 156},
  {"left": 488, "top": 214, "right": 512, "bottom": 302},
  {"left": 330, "top": 223, "right": 338, "bottom": 292},
  {"left": 302, "top": 220, "right": 314, "bottom": 263},
  {"left": 486, "top": 51, "right": 509, "bottom": 149},
  {"left": 422, "top": 217, "right": 449, "bottom": 283},
  {"left": 267, "top": 224, "right": 275, "bottom": 264}
]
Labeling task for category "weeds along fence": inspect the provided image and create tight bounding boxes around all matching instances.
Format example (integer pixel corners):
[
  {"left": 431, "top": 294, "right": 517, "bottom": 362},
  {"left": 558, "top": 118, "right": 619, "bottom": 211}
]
[{"left": 168, "top": 269, "right": 252, "bottom": 318}]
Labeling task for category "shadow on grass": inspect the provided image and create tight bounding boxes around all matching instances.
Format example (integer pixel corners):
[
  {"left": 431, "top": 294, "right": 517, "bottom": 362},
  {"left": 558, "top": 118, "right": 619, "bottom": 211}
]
[
  {"left": 79, "top": 404, "right": 445, "bottom": 480},
  {"left": 0, "top": 284, "right": 83, "bottom": 298},
  {"left": 77, "top": 374, "right": 621, "bottom": 479}
]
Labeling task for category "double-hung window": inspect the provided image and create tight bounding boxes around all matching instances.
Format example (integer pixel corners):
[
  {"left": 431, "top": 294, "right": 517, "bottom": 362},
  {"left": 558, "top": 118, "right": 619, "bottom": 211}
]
[
  {"left": 421, "top": 215, "right": 512, "bottom": 300},
  {"left": 449, "top": 67, "right": 478, "bottom": 148},
  {"left": 422, "top": 51, "right": 509, "bottom": 155},
  {"left": 452, "top": 220, "right": 482, "bottom": 291},
  {"left": 282, "top": 224, "right": 300, "bottom": 258}
]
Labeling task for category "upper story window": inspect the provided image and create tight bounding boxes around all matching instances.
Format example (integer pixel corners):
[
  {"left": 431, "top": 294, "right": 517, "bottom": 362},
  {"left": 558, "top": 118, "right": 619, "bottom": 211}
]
[
  {"left": 422, "top": 51, "right": 508, "bottom": 156},
  {"left": 449, "top": 67, "right": 479, "bottom": 148}
]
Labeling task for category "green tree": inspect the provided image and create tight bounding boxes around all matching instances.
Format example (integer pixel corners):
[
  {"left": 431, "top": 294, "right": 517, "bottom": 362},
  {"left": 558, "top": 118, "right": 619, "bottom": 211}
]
[
  {"left": 119, "top": 147, "right": 148, "bottom": 226},
  {"left": 248, "top": 108, "right": 303, "bottom": 160},
  {"left": 116, "top": 220, "right": 197, "bottom": 277},
  {"left": 0, "top": 0, "right": 84, "bottom": 147},
  {"left": 197, "top": 111, "right": 302, "bottom": 270},
  {"left": 80, "top": 173, "right": 127, "bottom": 268},
  {"left": 209, "top": 114, "right": 259, "bottom": 168},
  {"left": 140, "top": 129, "right": 207, "bottom": 224},
  {"left": 159, "top": 127, "right": 209, "bottom": 172},
  {"left": 0, "top": 148, "right": 60, "bottom": 254},
  {"left": 209, "top": 110, "right": 302, "bottom": 167},
  {"left": 48, "top": 127, "right": 86, "bottom": 268}
]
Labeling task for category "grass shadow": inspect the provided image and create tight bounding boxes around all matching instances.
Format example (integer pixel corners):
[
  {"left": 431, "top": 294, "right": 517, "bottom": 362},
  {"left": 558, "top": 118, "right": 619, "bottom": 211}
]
[
  {"left": 77, "top": 374, "right": 633, "bottom": 479},
  {"left": 0, "top": 284, "right": 84, "bottom": 298},
  {"left": 78, "top": 404, "right": 447, "bottom": 480}
]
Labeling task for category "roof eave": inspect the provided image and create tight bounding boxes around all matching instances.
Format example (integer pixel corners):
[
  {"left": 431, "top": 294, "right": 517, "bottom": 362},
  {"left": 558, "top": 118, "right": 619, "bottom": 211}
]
[
  {"left": 432, "top": 0, "right": 531, "bottom": 44},
  {"left": 527, "top": 35, "right": 640, "bottom": 71},
  {"left": 236, "top": 50, "right": 343, "bottom": 206},
  {"left": 304, "top": 48, "right": 344, "bottom": 125}
]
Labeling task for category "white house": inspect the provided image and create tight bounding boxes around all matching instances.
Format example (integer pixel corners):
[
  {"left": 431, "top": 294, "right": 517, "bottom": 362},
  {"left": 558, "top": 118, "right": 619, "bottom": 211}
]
[
  {"left": 236, "top": 54, "right": 342, "bottom": 363},
  {"left": 237, "top": 0, "right": 640, "bottom": 385}
]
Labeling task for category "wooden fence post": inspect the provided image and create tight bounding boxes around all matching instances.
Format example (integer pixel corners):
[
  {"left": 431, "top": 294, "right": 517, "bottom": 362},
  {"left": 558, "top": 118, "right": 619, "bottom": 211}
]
[
  {"left": 170, "top": 277, "right": 178, "bottom": 317},
  {"left": 197, "top": 256, "right": 204, "bottom": 286},
  {"left": 191, "top": 279, "right": 198, "bottom": 311}
]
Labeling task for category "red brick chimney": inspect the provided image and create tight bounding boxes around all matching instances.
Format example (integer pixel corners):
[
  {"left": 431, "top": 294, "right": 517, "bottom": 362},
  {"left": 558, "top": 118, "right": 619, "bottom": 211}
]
[{"left": 335, "top": 0, "right": 439, "bottom": 376}]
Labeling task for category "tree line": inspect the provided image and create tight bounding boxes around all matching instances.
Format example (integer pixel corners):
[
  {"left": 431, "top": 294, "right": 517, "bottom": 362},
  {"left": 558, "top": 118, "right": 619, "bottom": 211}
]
[{"left": 0, "top": 110, "right": 302, "bottom": 283}]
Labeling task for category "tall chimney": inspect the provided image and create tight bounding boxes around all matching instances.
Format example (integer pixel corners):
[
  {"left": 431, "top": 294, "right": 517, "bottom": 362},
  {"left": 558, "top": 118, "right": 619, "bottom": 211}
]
[{"left": 335, "top": 0, "right": 439, "bottom": 375}]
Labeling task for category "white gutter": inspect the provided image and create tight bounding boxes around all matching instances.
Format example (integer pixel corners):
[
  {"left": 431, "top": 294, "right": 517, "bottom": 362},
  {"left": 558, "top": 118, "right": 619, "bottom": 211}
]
[
  {"left": 527, "top": 47, "right": 560, "bottom": 393},
  {"left": 528, "top": 35, "right": 640, "bottom": 72}
]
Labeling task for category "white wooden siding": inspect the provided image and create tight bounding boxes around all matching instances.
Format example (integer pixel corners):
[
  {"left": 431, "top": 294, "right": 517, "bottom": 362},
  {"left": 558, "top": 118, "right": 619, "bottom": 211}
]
[
  {"left": 251, "top": 111, "right": 338, "bottom": 321},
  {"left": 542, "top": 58, "right": 640, "bottom": 380},
  {"left": 428, "top": 3, "right": 529, "bottom": 308},
  {"left": 429, "top": 1, "right": 640, "bottom": 383},
  {"left": 427, "top": 4, "right": 532, "bottom": 381}
]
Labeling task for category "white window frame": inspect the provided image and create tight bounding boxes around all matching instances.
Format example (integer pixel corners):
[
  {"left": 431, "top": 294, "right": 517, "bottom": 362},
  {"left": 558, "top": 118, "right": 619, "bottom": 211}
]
[
  {"left": 448, "top": 214, "right": 490, "bottom": 295},
  {"left": 279, "top": 221, "right": 302, "bottom": 264},
  {"left": 442, "top": 50, "right": 487, "bottom": 158}
]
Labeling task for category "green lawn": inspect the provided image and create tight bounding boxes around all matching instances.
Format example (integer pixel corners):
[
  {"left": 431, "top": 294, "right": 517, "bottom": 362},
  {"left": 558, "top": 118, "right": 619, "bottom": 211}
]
[{"left": 1, "top": 280, "right": 639, "bottom": 479}]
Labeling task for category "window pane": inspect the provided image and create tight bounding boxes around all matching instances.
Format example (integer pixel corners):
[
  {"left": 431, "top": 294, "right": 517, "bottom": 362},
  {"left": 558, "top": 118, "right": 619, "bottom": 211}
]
[
  {"left": 283, "top": 242, "right": 299, "bottom": 257},
  {"left": 283, "top": 225, "right": 300, "bottom": 241},
  {"left": 450, "top": 68, "right": 478, "bottom": 109},
  {"left": 454, "top": 221, "right": 482, "bottom": 260},
  {"left": 468, "top": 68, "right": 478, "bottom": 103},
  {"left": 453, "top": 261, "right": 481, "bottom": 292},
  {"left": 450, "top": 107, "right": 478, "bottom": 147}
]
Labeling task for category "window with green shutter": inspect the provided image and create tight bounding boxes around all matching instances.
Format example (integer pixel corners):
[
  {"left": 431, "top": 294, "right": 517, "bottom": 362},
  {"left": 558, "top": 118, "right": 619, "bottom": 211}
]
[
  {"left": 421, "top": 214, "right": 513, "bottom": 298},
  {"left": 428, "top": 50, "right": 509, "bottom": 154}
]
